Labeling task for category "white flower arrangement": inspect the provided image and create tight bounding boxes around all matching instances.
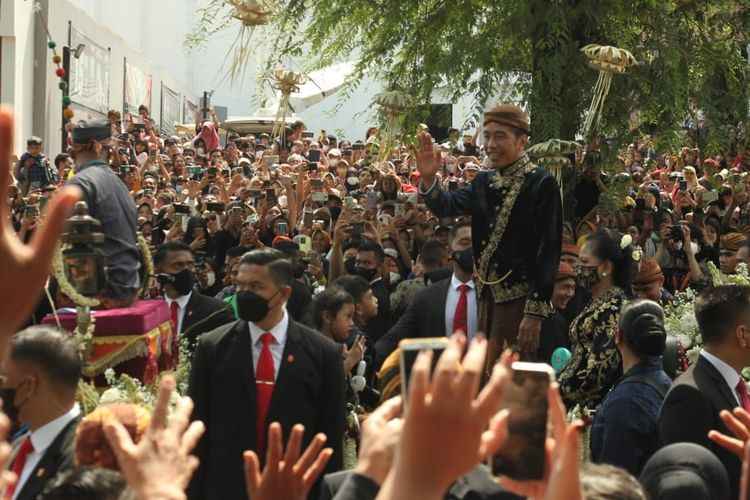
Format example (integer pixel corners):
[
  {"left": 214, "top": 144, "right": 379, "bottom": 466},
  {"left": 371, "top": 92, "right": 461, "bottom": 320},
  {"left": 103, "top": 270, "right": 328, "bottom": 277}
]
[{"left": 664, "top": 288, "right": 701, "bottom": 371}]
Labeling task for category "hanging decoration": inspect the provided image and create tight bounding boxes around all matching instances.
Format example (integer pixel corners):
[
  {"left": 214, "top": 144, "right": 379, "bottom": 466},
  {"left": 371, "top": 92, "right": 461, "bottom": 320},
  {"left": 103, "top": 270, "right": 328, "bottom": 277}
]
[
  {"left": 34, "top": 3, "right": 75, "bottom": 120},
  {"left": 526, "top": 139, "right": 581, "bottom": 197},
  {"left": 224, "top": 0, "right": 280, "bottom": 83},
  {"left": 580, "top": 44, "right": 637, "bottom": 138},
  {"left": 373, "top": 90, "right": 413, "bottom": 159},
  {"left": 270, "top": 69, "right": 307, "bottom": 148}
]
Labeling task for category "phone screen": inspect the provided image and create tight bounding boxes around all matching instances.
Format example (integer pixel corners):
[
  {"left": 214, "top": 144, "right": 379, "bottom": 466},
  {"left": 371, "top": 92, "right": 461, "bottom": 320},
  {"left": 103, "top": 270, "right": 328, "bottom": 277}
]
[
  {"left": 399, "top": 338, "right": 449, "bottom": 406},
  {"left": 490, "top": 362, "right": 552, "bottom": 481},
  {"left": 308, "top": 150, "right": 321, "bottom": 163}
]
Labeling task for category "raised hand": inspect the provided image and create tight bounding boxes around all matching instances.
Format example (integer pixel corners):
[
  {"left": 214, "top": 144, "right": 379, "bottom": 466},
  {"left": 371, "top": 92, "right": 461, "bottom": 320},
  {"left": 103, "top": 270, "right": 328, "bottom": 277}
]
[
  {"left": 243, "top": 423, "right": 332, "bottom": 500},
  {"left": 0, "top": 108, "right": 80, "bottom": 339},
  {"left": 415, "top": 131, "right": 442, "bottom": 185},
  {"left": 709, "top": 407, "right": 750, "bottom": 459},
  {"left": 103, "top": 376, "right": 205, "bottom": 500},
  {"left": 376, "top": 335, "right": 511, "bottom": 500}
]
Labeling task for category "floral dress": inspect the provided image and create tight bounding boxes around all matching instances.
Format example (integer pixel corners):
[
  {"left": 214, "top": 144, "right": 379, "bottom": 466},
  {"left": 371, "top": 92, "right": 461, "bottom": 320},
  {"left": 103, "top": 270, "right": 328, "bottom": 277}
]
[{"left": 560, "top": 286, "right": 626, "bottom": 409}]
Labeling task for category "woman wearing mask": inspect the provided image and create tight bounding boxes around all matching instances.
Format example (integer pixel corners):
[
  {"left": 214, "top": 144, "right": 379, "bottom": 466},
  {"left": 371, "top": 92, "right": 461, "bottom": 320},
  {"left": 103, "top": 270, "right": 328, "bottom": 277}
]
[
  {"left": 378, "top": 173, "right": 401, "bottom": 202},
  {"left": 654, "top": 223, "right": 713, "bottom": 293},
  {"left": 559, "top": 228, "right": 636, "bottom": 409},
  {"left": 590, "top": 299, "right": 672, "bottom": 476}
]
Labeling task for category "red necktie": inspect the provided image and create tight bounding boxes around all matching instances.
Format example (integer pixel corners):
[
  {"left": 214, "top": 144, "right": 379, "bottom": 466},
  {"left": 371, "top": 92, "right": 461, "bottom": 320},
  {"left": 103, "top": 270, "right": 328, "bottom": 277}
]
[
  {"left": 170, "top": 301, "right": 179, "bottom": 334},
  {"left": 5, "top": 436, "right": 33, "bottom": 499},
  {"left": 452, "top": 284, "right": 469, "bottom": 337},
  {"left": 737, "top": 379, "right": 750, "bottom": 411},
  {"left": 255, "top": 333, "right": 275, "bottom": 456}
]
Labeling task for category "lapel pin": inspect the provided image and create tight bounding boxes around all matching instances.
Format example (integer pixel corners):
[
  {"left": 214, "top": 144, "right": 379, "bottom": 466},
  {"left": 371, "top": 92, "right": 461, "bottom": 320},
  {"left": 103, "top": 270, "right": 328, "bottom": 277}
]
[
  {"left": 187, "top": 310, "right": 193, "bottom": 316},
  {"left": 287, "top": 354, "right": 294, "bottom": 363},
  {"left": 36, "top": 468, "right": 45, "bottom": 477}
]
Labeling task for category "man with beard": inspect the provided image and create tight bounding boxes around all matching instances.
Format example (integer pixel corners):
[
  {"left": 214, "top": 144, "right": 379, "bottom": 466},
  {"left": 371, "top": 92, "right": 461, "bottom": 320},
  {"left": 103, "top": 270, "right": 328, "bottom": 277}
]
[
  {"left": 416, "top": 104, "right": 562, "bottom": 368},
  {"left": 374, "top": 221, "right": 477, "bottom": 367}
]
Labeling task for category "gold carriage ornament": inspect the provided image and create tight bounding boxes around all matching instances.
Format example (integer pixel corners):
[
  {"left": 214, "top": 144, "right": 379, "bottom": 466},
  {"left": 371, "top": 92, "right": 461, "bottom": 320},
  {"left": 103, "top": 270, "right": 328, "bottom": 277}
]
[
  {"left": 526, "top": 139, "right": 582, "bottom": 197},
  {"left": 271, "top": 69, "right": 308, "bottom": 148},
  {"left": 580, "top": 44, "right": 638, "bottom": 139}
]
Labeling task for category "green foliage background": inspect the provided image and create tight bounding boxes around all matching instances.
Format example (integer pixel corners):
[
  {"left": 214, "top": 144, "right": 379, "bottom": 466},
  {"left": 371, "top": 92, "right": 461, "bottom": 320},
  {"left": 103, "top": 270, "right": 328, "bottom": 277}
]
[{"left": 189, "top": 0, "right": 750, "bottom": 150}]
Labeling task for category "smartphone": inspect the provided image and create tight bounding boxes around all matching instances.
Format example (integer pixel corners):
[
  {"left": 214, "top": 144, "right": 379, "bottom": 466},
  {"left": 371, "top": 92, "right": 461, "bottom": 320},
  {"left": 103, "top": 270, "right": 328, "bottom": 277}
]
[
  {"left": 206, "top": 202, "right": 225, "bottom": 212},
  {"left": 298, "top": 235, "right": 311, "bottom": 253},
  {"left": 393, "top": 203, "right": 405, "bottom": 218},
  {"left": 399, "top": 338, "right": 450, "bottom": 406},
  {"left": 207, "top": 167, "right": 218, "bottom": 178},
  {"left": 742, "top": 212, "right": 750, "bottom": 227},
  {"left": 366, "top": 190, "right": 377, "bottom": 211},
  {"left": 308, "top": 162, "right": 319, "bottom": 172},
  {"left": 312, "top": 191, "right": 328, "bottom": 203},
  {"left": 187, "top": 166, "right": 202, "bottom": 179},
  {"left": 149, "top": 148, "right": 157, "bottom": 159},
  {"left": 490, "top": 362, "right": 554, "bottom": 481},
  {"left": 39, "top": 196, "right": 48, "bottom": 212},
  {"left": 173, "top": 203, "right": 191, "bottom": 215},
  {"left": 344, "top": 196, "right": 355, "bottom": 211},
  {"left": 263, "top": 155, "right": 278, "bottom": 166},
  {"left": 351, "top": 221, "right": 364, "bottom": 238},
  {"left": 448, "top": 179, "right": 458, "bottom": 191},
  {"left": 266, "top": 189, "right": 278, "bottom": 204},
  {"left": 635, "top": 198, "right": 646, "bottom": 210},
  {"left": 303, "top": 211, "right": 314, "bottom": 228},
  {"left": 352, "top": 143, "right": 365, "bottom": 151},
  {"left": 119, "top": 165, "right": 134, "bottom": 175},
  {"left": 679, "top": 180, "right": 688, "bottom": 191},
  {"left": 311, "top": 178, "right": 323, "bottom": 188},
  {"left": 701, "top": 190, "right": 718, "bottom": 207},
  {"left": 342, "top": 149, "right": 353, "bottom": 158},
  {"left": 277, "top": 222, "right": 289, "bottom": 235},
  {"left": 653, "top": 208, "right": 664, "bottom": 229},
  {"left": 378, "top": 214, "right": 392, "bottom": 227},
  {"left": 249, "top": 189, "right": 262, "bottom": 199},
  {"left": 308, "top": 150, "right": 321, "bottom": 163},
  {"left": 301, "top": 131, "right": 315, "bottom": 139}
]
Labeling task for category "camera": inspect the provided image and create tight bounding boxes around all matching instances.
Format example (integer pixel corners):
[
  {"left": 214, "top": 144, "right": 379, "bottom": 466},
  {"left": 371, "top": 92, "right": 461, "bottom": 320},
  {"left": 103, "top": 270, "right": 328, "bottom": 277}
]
[{"left": 670, "top": 225, "right": 684, "bottom": 242}]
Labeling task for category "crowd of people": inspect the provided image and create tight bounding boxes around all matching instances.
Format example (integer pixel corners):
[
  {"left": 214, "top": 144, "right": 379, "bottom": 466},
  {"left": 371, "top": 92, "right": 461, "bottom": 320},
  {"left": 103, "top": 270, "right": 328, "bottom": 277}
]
[{"left": 5, "top": 96, "right": 750, "bottom": 500}]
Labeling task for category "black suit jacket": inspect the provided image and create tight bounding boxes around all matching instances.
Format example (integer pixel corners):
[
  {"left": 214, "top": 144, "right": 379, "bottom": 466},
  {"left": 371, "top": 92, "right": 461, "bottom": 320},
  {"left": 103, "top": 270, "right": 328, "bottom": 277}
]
[
  {"left": 374, "top": 278, "right": 453, "bottom": 369},
  {"left": 181, "top": 291, "right": 236, "bottom": 346},
  {"left": 14, "top": 415, "right": 80, "bottom": 500},
  {"left": 319, "top": 466, "right": 523, "bottom": 500},
  {"left": 658, "top": 354, "right": 741, "bottom": 498},
  {"left": 187, "top": 318, "right": 346, "bottom": 500}
]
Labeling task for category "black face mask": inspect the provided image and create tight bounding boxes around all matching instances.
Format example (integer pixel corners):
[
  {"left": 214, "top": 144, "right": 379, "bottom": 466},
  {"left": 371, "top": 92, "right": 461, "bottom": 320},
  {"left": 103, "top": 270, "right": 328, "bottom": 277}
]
[
  {"left": 344, "top": 257, "right": 357, "bottom": 274},
  {"left": 573, "top": 265, "right": 600, "bottom": 290},
  {"left": 236, "top": 290, "right": 279, "bottom": 323},
  {"left": 1, "top": 379, "right": 29, "bottom": 422},
  {"left": 451, "top": 247, "right": 474, "bottom": 274},
  {"left": 354, "top": 267, "right": 378, "bottom": 282},
  {"left": 170, "top": 268, "right": 195, "bottom": 296}
]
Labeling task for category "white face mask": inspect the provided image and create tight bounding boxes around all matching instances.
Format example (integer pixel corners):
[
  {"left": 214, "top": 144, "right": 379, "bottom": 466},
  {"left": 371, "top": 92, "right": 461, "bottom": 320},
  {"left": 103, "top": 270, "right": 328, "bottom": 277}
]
[
  {"left": 690, "top": 241, "right": 699, "bottom": 254},
  {"left": 347, "top": 177, "right": 359, "bottom": 186},
  {"left": 389, "top": 272, "right": 401, "bottom": 285},
  {"left": 204, "top": 271, "right": 216, "bottom": 288},
  {"left": 329, "top": 159, "right": 340, "bottom": 167}
]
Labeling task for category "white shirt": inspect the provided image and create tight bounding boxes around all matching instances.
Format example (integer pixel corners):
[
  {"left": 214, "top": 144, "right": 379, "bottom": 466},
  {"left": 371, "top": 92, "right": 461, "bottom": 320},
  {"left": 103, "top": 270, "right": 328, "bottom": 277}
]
[
  {"left": 444, "top": 275, "right": 478, "bottom": 341},
  {"left": 14, "top": 404, "right": 81, "bottom": 499},
  {"left": 165, "top": 291, "right": 192, "bottom": 334},
  {"left": 700, "top": 350, "right": 741, "bottom": 406},
  {"left": 248, "top": 309, "right": 289, "bottom": 381}
]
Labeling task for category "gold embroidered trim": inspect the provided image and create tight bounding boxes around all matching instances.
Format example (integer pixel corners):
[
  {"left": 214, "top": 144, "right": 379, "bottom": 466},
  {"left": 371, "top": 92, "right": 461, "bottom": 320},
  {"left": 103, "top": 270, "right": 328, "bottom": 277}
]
[
  {"left": 477, "top": 154, "right": 537, "bottom": 301},
  {"left": 524, "top": 299, "right": 553, "bottom": 318},
  {"left": 486, "top": 281, "right": 528, "bottom": 304}
]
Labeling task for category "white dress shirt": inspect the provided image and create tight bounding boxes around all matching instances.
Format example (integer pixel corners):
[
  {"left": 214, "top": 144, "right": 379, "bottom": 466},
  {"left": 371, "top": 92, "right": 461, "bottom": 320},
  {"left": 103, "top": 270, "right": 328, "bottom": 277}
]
[
  {"left": 14, "top": 404, "right": 81, "bottom": 499},
  {"left": 700, "top": 349, "right": 741, "bottom": 406},
  {"left": 165, "top": 291, "right": 192, "bottom": 334},
  {"left": 248, "top": 309, "right": 289, "bottom": 380},
  {"left": 444, "top": 275, "right": 478, "bottom": 341}
]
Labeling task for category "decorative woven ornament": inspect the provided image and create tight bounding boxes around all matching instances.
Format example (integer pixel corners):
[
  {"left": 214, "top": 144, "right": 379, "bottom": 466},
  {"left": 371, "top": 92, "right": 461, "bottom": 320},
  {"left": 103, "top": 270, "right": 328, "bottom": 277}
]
[
  {"left": 373, "top": 90, "right": 412, "bottom": 158},
  {"left": 270, "top": 69, "right": 307, "bottom": 147},
  {"left": 228, "top": 0, "right": 275, "bottom": 26},
  {"left": 526, "top": 139, "right": 581, "bottom": 197},
  {"left": 223, "top": 0, "right": 279, "bottom": 83},
  {"left": 580, "top": 44, "right": 637, "bottom": 138}
]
